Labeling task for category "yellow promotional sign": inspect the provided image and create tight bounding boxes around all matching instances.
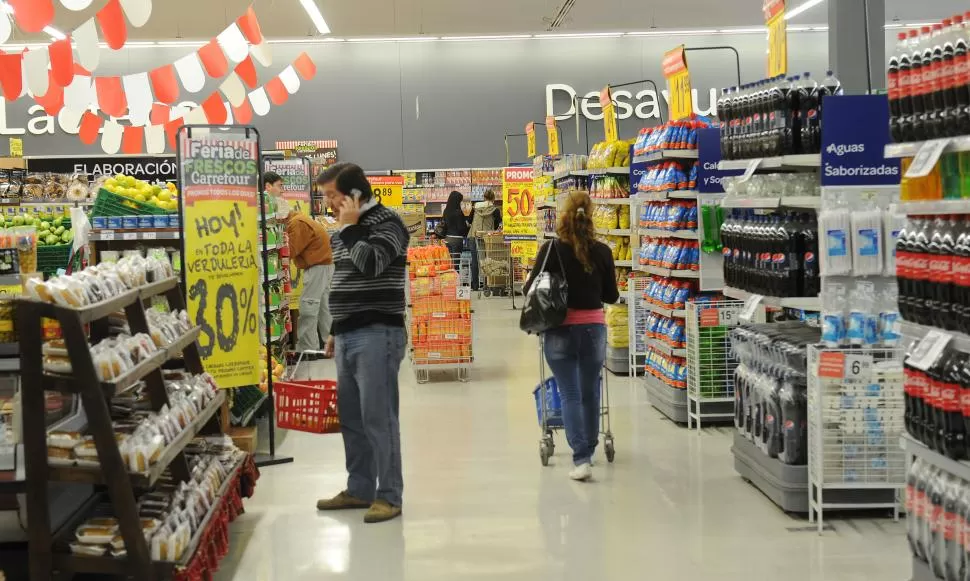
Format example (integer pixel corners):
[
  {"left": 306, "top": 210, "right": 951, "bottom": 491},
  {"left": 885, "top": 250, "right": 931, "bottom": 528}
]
[
  {"left": 600, "top": 86, "right": 618, "bottom": 142},
  {"left": 181, "top": 134, "right": 261, "bottom": 389},
  {"left": 545, "top": 116, "right": 560, "bottom": 156},
  {"left": 765, "top": 0, "right": 787, "bottom": 77},
  {"left": 368, "top": 175, "right": 404, "bottom": 207},
  {"left": 9, "top": 138, "right": 22, "bottom": 158},
  {"left": 662, "top": 46, "right": 692, "bottom": 121},
  {"left": 502, "top": 167, "right": 537, "bottom": 241},
  {"left": 526, "top": 122, "right": 537, "bottom": 158},
  {"left": 511, "top": 240, "right": 538, "bottom": 262}
]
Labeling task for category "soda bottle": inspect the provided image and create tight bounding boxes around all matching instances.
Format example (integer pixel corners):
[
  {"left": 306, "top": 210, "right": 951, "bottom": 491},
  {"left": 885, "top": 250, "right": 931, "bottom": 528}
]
[
  {"left": 897, "top": 218, "right": 914, "bottom": 320},
  {"left": 899, "top": 30, "right": 917, "bottom": 141},
  {"left": 799, "top": 213, "right": 819, "bottom": 297},
  {"left": 785, "top": 75, "right": 801, "bottom": 155},
  {"left": 890, "top": 32, "right": 907, "bottom": 141},
  {"left": 943, "top": 474, "right": 964, "bottom": 581},
  {"left": 905, "top": 339, "right": 921, "bottom": 435},
  {"left": 942, "top": 350, "right": 967, "bottom": 460},
  {"left": 919, "top": 26, "right": 936, "bottom": 139},
  {"left": 929, "top": 470, "right": 949, "bottom": 578},
  {"left": 912, "top": 217, "right": 933, "bottom": 324},
  {"left": 919, "top": 466, "right": 937, "bottom": 561},
  {"left": 910, "top": 29, "right": 927, "bottom": 140},
  {"left": 927, "top": 214, "right": 956, "bottom": 330},
  {"left": 817, "top": 71, "right": 842, "bottom": 149},
  {"left": 928, "top": 350, "right": 954, "bottom": 454},
  {"left": 927, "top": 23, "right": 946, "bottom": 139},
  {"left": 941, "top": 18, "right": 958, "bottom": 136},
  {"left": 908, "top": 458, "right": 927, "bottom": 560},
  {"left": 953, "top": 218, "right": 970, "bottom": 332},
  {"left": 953, "top": 15, "right": 970, "bottom": 138},
  {"left": 796, "top": 73, "right": 819, "bottom": 154}
]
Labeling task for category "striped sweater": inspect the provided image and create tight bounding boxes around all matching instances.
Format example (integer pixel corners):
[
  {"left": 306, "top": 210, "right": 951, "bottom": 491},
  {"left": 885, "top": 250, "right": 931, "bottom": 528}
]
[{"left": 329, "top": 204, "right": 409, "bottom": 335}]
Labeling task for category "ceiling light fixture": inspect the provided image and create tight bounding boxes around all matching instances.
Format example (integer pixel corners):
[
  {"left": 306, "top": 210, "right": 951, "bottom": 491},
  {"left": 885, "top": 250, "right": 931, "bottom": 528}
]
[
  {"left": 299, "top": 0, "right": 330, "bottom": 35},
  {"left": 439, "top": 34, "right": 533, "bottom": 42},
  {"left": 43, "top": 26, "right": 65, "bottom": 40},
  {"left": 534, "top": 32, "right": 623, "bottom": 38},
  {"left": 785, "top": 0, "right": 825, "bottom": 21},
  {"left": 347, "top": 37, "right": 440, "bottom": 43},
  {"left": 155, "top": 40, "right": 206, "bottom": 47}
]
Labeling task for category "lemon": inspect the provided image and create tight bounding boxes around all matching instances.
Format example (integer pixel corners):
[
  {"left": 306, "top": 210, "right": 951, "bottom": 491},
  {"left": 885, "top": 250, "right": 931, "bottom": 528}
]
[
  {"left": 133, "top": 193, "right": 147, "bottom": 202},
  {"left": 158, "top": 191, "right": 173, "bottom": 202}
]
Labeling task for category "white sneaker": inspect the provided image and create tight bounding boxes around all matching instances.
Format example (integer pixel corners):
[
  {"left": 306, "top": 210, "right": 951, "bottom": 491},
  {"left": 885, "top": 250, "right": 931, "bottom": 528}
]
[{"left": 569, "top": 462, "right": 592, "bottom": 481}]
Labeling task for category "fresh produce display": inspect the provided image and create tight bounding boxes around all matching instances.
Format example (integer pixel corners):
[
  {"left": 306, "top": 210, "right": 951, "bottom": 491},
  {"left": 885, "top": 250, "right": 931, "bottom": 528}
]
[
  {"left": 257, "top": 345, "right": 284, "bottom": 394},
  {"left": 100, "top": 174, "right": 180, "bottom": 212}
]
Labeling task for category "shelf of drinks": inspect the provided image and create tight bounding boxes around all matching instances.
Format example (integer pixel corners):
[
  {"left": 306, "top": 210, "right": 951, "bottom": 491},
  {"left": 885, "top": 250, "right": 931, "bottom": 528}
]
[
  {"left": 596, "top": 228, "right": 632, "bottom": 236},
  {"left": 633, "top": 149, "right": 699, "bottom": 164},
  {"left": 900, "top": 319, "right": 970, "bottom": 351},
  {"left": 635, "top": 190, "right": 699, "bottom": 202},
  {"left": 721, "top": 286, "right": 821, "bottom": 310},
  {"left": 638, "top": 265, "right": 701, "bottom": 279},
  {"left": 901, "top": 432, "right": 970, "bottom": 482},
  {"left": 89, "top": 229, "right": 181, "bottom": 241},
  {"left": 884, "top": 136, "right": 970, "bottom": 159},
  {"left": 717, "top": 154, "right": 821, "bottom": 172},
  {"left": 720, "top": 196, "right": 822, "bottom": 210},
  {"left": 639, "top": 228, "right": 698, "bottom": 239},
  {"left": 648, "top": 338, "right": 687, "bottom": 358},
  {"left": 591, "top": 197, "right": 634, "bottom": 205},
  {"left": 895, "top": 199, "right": 970, "bottom": 215}
]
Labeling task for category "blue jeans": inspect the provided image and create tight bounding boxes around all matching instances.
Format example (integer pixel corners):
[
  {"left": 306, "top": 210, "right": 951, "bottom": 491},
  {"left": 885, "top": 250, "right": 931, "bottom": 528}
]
[
  {"left": 335, "top": 324, "right": 407, "bottom": 507},
  {"left": 543, "top": 324, "right": 606, "bottom": 466}
]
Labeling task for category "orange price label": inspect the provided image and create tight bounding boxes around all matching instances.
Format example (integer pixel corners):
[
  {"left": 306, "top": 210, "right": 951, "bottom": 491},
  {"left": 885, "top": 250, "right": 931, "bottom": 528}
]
[
  {"left": 545, "top": 115, "right": 560, "bottom": 156},
  {"left": 525, "top": 122, "right": 537, "bottom": 158},
  {"left": 600, "top": 85, "right": 618, "bottom": 142},
  {"left": 662, "top": 45, "right": 692, "bottom": 121}
]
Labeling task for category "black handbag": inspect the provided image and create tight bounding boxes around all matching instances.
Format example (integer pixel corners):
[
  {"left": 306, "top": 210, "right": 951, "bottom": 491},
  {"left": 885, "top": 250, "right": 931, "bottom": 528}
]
[
  {"left": 519, "top": 241, "right": 568, "bottom": 335},
  {"left": 434, "top": 220, "right": 447, "bottom": 239}
]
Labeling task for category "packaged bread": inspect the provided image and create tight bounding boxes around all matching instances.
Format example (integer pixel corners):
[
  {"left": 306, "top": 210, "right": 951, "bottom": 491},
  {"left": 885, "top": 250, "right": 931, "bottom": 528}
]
[
  {"left": 48, "top": 431, "right": 84, "bottom": 449},
  {"left": 75, "top": 525, "right": 115, "bottom": 545},
  {"left": 70, "top": 542, "right": 108, "bottom": 556}
]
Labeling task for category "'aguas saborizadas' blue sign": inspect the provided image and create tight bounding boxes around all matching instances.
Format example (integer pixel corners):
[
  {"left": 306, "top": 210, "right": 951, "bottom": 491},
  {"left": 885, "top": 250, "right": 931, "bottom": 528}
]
[
  {"left": 820, "top": 94, "right": 900, "bottom": 187},
  {"left": 697, "top": 127, "right": 743, "bottom": 193}
]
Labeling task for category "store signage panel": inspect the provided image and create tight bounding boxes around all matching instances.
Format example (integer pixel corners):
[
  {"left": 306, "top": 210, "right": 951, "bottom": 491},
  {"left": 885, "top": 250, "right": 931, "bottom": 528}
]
[
  {"left": 545, "top": 116, "right": 560, "bottom": 156},
  {"left": 368, "top": 175, "right": 404, "bottom": 207},
  {"left": 662, "top": 46, "right": 693, "bottom": 121},
  {"left": 28, "top": 155, "right": 178, "bottom": 183},
  {"left": 264, "top": 158, "right": 311, "bottom": 214},
  {"left": 526, "top": 122, "right": 537, "bottom": 158},
  {"left": 180, "top": 132, "right": 262, "bottom": 389},
  {"left": 820, "top": 95, "right": 900, "bottom": 187},
  {"left": 502, "top": 167, "right": 537, "bottom": 241},
  {"left": 511, "top": 240, "right": 538, "bottom": 261},
  {"left": 765, "top": 0, "right": 787, "bottom": 77},
  {"left": 697, "top": 127, "right": 743, "bottom": 193},
  {"left": 601, "top": 86, "right": 618, "bottom": 142}
]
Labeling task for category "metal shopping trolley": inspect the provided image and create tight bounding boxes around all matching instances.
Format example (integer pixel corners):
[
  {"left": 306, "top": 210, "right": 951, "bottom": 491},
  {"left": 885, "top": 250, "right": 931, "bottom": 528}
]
[
  {"left": 533, "top": 337, "right": 615, "bottom": 466},
  {"left": 478, "top": 233, "right": 511, "bottom": 298}
]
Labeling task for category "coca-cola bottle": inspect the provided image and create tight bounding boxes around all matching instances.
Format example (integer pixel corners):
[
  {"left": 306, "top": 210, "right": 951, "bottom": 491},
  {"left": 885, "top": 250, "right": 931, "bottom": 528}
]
[
  {"left": 953, "top": 15, "right": 970, "bottom": 136},
  {"left": 908, "top": 458, "right": 928, "bottom": 560},
  {"left": 925, "top": 350, "right": 949, "bottom": 452},
  {"left": 889, "top": 33, "right": 905, "bottom": 141},
  {"left": 897, "top": 218, "right": 915, "bottom": 321},
  {"left": 941, "top": 350, "right": 968, "bottom": 460},
  {"left": 919, "top": 26, "right": 936, "bottom": 139},
  {"left": 941, "top": 18, "right": 959, "bottom": 136},
  {"left": 899, "top": 30, "right": 917, "bottom": 141},
  {"left": 956, "top": 218, "right": 970, "bottom": 333},
  {"left": 927, "top": 215, "right": 956, "bottom": 330},
  {"left": 943, "top": 474, "right": 964, "bottom": 581},
  {"left": 927, "top": 23, "right": 946, "bottom": 139},
  {"left": 906, "top": 339, "right": 922, "bottom": 436},
  {"left": 929, "top": 468, "right": 947, "bottom": 578},
  {"left": 912, "top": 217, "right": 934, "bottom": 325},
  {"left": 909, "top": 29, "right": 927, "bottom": 140}
]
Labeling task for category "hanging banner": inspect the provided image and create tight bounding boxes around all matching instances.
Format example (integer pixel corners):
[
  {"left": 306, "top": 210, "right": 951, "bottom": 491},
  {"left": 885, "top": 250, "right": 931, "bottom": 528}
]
[
  {"left": 820, "top": 95, "right": 900, "bottom": 187},
  {"left": 526, "top": 122, "right": 537, "bottom": 158},
  {"left": 765, "top": 0, "right": 787, "bottom": 77},
  {"left": 600, "top": 86, "right": 618, "bottom": 142},
  {"left": 179, "top": 130, "right": 261, "bottom": 389},
  {"left": 264, "top": 157, "right": 311, "bottom": 214},
  {"left": 662, "top": 46, "right": 692, "bottom": 121},
  {"left": 545, "top": 115, "right": 560, "bottom": 156},
  {"left": 502, "top": 167, "right": 536, "bottom": 241},
  {"left": 368, "top": 175, "right": 404, "bottom": 207}
]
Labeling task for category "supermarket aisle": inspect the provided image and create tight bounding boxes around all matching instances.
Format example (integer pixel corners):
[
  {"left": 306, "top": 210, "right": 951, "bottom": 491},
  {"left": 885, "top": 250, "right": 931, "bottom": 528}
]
[{"left": 214, "top": 298, "right": 910, "bottom": 581}]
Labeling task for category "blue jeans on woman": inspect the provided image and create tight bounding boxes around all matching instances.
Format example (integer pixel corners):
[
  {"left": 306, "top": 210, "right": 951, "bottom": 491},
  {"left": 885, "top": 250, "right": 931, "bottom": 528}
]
[{"left": 543, "top": 324, "right": 607, "bottom": 466}]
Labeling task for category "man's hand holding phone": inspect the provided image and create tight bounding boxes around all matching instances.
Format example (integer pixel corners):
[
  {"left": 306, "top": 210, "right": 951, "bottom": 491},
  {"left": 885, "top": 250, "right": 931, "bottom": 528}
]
[{"left": 338, "top": 190, "right": 362, "bottom": 227}]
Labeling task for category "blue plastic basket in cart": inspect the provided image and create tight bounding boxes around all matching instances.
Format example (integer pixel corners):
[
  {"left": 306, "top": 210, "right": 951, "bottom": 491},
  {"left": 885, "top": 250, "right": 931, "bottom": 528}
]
[{"left": 533, "top": 377, "right": 564, "bottom": 428}]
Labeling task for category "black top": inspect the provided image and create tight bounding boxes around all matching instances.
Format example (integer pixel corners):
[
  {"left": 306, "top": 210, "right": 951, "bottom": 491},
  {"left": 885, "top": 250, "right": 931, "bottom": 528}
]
[
  {"left": 442, "top": 208, "right": 470, "bottom": 237},
  {"left": 525, "top": 239, "right": 620, "bottom": 309}
]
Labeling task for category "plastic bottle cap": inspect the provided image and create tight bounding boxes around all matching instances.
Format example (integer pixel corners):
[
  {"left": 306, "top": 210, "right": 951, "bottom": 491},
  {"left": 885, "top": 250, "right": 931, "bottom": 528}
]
[
  {"left": 944, "top": 18, "right": 952, "bottom": 26},
  {"left": 909, "top": 29, "right": 919, "bottom": 37},
  {"left": 933, "top": 24, "right": 943, "bottom": 31},
  {"left": 955, "top": 15, "right": 964, "bottom": 24},
  {"left": 921, "top": 26, "right": 931, "bottom": 34}
]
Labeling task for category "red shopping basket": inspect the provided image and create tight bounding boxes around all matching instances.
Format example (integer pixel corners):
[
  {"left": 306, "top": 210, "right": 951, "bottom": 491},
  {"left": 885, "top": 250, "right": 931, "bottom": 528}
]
[{"left": 274, "top": 379, "right": 340, "bottom": 434}]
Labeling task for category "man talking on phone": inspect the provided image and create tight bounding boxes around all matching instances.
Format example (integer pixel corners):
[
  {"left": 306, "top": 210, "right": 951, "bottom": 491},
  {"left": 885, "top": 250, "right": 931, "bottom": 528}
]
[{"left": 314, "top": 162, "right": 409, "bottom": 524}]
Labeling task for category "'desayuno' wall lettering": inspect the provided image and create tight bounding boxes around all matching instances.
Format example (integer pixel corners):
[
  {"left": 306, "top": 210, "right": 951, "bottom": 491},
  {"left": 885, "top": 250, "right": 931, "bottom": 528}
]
[{"left": 546, "top": 84, "right": 717, "bottom": 122}]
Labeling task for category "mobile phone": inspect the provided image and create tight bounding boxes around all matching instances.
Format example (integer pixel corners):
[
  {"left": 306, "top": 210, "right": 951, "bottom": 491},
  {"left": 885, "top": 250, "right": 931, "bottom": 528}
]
[{"left": 351, "top": 188, "right": 362, "bottom": 202}]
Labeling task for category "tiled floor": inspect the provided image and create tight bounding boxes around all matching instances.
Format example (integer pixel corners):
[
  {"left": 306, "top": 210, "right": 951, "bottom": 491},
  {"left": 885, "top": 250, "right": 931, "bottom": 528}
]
[{"left": 214, "top": 298, "right": 911, "bottom": 581}]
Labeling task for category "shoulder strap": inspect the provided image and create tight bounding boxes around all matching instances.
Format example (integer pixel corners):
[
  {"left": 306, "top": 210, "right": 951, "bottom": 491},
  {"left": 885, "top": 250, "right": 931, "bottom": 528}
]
[{"left": 551, "top": 240, "right": 567, "bottom": 277}]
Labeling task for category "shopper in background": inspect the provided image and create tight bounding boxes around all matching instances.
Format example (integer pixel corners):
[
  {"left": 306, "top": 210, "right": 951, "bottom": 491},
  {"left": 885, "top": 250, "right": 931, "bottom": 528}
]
[
  {"left": 524, "top": 191, "right": 618, "bottom": 482},
  {"left": 468, "top": 190, "right": 501, "bottom": 290},
  {"left": 315, "top": 162, "right": 409, "bottom": 524},
  {"left": 264, "top": 170, "right": 285, "bottom": 197},
  {"left": 276, "top": 188, "right": 334, "bottom": 359},
  {"left": 441, "top": 190, "right": 470, "bottom": 262}
]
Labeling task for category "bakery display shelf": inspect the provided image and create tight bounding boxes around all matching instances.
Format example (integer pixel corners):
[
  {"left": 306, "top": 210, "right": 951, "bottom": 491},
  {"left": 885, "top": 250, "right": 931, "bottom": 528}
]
[
  {"left": 717, "top": 154, "right": 821, "bottom": 171},
  {"left": 21, "top": 276, "right": 179, "bottom": 325},
  {"left": 90, "top": 230, "right": 181, "bottom": 242},
  {"left": 639, "top": 228, "right": 698, "bottom": 239},
  {"left": 47, "top": 391, "right": 225, "bottom": 488},
  {"left": 642, "top": 374, "right": 689, "bottom": 423},
  {"left": 596, "top": 228, "right": 632, "bottom": 236},
  {"left": 896, "top": 199, "right": 970, "bottom": 215},
  {"left": 633, "top": 149, "right": 699, "bottom": 164},
  {"left": 648, "top": 338, "right": 687, "bottom": 358},
  {"left": 641, "top": 265, "right": 700, "bottom": 279},
  {"left": 721, "top": 286, "right": 821, "bottom": 311},
  {"left": 50, "top": 452, "right": 246, "bottom": 577},
  {"left": 591, "top": 197, "right": 634, "bottom": 205},
  {"left": 884, "top": 136, "right": 970, "bottom": 159},
  {"left": 43, "top": 349, "right": 168, "bottom": 396},
  {"left": 720, "top": 196, "right": 821, "bottom": 210}
]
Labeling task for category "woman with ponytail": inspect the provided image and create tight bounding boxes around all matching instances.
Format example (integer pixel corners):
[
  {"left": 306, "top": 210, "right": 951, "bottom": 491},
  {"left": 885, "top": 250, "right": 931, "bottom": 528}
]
[{"left": 523, "top": 191, "right": 619, "bottom": 481}]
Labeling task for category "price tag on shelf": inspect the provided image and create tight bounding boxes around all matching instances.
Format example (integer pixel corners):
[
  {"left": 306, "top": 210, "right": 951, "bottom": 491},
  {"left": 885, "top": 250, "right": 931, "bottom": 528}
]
[
  {"left": 143, "top": 232, "right": 157, "bottom": 240},
  {"left": 907, "top": 329, "right": 953, "bottom": 371},
  {"left": 739, "top": 294, "right": 763, "bottom": 322},
  {"left": 432, "top": 312, "right": 447, "bottom": 319},
  {"left": 122, "top": 232, "right": 137, "bottom": 240},
  {"left": 99, "top": 230, "right": 115, "bottom": 241},
  {"left": 739, "top": 158, "right": 762, "bottom": 183},
  {"left": 719, "top": 306, "right": 741, "bottom": 326},
  {"left": 843, "top": 353, "right": 873, "bottom": 382},
  {"left": 445, "top": 333, "right": 458, "bottom": 340},
  {"left": 456, "top": 287, "right": 471, "bottom": 300},
  {"left": 906, "top": 138, "right": 950, "bottom": 178}
]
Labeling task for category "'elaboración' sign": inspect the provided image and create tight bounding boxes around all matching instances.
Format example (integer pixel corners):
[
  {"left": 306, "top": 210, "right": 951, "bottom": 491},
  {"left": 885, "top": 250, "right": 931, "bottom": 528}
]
[{"left": 181, "top": 135, "right": 262, "bottom": 389}]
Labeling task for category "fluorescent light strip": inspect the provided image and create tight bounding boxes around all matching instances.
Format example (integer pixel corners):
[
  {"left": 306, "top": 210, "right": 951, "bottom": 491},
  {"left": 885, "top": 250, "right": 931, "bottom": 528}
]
[
  {"left": 534, "top": 32, "right": 624, "bottom": 38},
  {"left": 785, "top": 0, "right": 825, "bottom": 21},
  {"left": 439, "top": 34, "right": 533, "bottom": 42},
  {"left": 155, "top": 40, "right": 206, "bottom": 47},
  {"left": 347, "top": 37, "right": 440, "bottom": 43},
  {"left": 299, "top": 0, "right": 330, "bottom": 35}
]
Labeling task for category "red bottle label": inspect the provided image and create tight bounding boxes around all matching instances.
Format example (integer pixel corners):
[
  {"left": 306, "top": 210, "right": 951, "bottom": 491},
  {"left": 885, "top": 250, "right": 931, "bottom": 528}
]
[
  {"left": 958, "top": 53, "right": 970, "bottom": 85},
  {"left": 928, "top": 380, "right": 942, "bottom": 407},
  {"left": 952, "top": 255, "right": 970, "bottom": 287},
  {"left": 942, "top": 62, "right": 956, "bottom": 89},
  {"left": 929, "top": 255, "right": 954, "bottom": 284},
  {"left": 961, "top": 388, "right": 970, "bottom": 416},
  {"left": 932, "top": 505, "right": 943, "bottom": 532},
  {"left": 896, "top": 250, "right": 911, "bottom": 279},
  {"left": 941, "top": 383, "right": 960, "bottom": 412},
  {"left": 888, "top": 71, "right": 899, "bottom": 100},
  {"left": 945, "top": 512, "right": 959, "bottom": 541},
  {"left": 911, "top": 254, "right": 930, "bottom": 281}
]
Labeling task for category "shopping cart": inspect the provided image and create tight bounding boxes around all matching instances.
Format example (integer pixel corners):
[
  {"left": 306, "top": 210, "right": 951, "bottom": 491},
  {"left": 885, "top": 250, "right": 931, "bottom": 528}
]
[
  {"left": 274, "top": 350, "right": 340, "bottom": 434},
  {"left": 534, "top": 337, "right": 615, "bottom": 466},
  {"left": 478, "top": 233, "right": 511, "bottom": 298}
]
